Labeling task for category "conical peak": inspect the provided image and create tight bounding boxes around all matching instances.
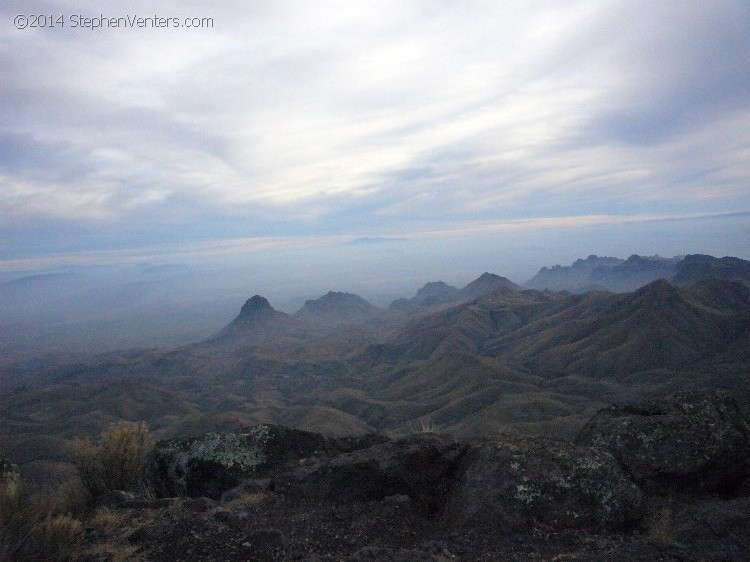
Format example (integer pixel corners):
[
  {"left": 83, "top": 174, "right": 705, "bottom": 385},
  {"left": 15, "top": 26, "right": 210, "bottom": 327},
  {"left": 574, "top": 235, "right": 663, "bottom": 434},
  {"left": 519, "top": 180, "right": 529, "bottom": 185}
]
[{"left": 239, "top": 295, "right": 273, "bottom": 317}]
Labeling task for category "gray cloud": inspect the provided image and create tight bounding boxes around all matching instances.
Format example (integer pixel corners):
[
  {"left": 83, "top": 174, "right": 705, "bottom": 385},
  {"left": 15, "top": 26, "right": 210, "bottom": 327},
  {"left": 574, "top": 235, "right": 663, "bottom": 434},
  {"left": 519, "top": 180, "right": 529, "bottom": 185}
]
[
  {"left": 583, "top": 2, "right": 750, "bottom": 145},
  {"left": 1, "top": 0, "right": 749, "bottom": 266}
]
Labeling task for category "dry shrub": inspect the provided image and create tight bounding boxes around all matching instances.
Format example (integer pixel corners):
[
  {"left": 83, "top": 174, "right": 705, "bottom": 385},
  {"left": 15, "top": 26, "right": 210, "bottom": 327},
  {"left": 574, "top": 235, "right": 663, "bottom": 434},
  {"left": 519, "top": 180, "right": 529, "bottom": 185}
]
[
  {"left": 72, "top": 421, "right": 150, "bottom": 498},
  {"left": 1, "top": 472, "right": 82, "bottom": 561}
]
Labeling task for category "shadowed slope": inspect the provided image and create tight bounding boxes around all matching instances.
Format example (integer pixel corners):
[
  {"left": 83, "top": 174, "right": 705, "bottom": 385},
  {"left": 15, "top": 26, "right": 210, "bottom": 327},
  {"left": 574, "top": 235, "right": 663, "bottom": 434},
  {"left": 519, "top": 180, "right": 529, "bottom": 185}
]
[{"left": 487, "top": 279, "right": 750, "bottom": 377}]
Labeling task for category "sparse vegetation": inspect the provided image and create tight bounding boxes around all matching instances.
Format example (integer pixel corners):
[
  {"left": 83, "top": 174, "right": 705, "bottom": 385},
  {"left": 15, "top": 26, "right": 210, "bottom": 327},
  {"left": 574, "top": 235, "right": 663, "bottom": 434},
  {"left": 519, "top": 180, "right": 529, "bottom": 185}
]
[
  {"left": 75, "top": 507, "right": 139, "bottom": 562},
  {"left": 72, "top": 421, "right": 150, "bottom": 499},
  {"left": 0, "top": 460, "right": 84, "bottom": 561}
]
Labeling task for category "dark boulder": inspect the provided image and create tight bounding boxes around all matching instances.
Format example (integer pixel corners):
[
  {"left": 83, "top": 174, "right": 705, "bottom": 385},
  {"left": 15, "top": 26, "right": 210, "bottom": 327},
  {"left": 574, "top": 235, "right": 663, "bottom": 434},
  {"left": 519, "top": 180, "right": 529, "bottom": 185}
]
[
  {"left": 243, "top": 527, "right": 287, "bottom": 561},
  {"left": 575, "top": 391, "right": 750, "bottom": 496},
  {"left": 445, "top": 434, "right": 645, "bottom": 532},
  {"left": 280, "top": 433, "right": 468, "bottom": 512},
  {"left": 605, "top": 498, "right": 750, "bottom": 561}
]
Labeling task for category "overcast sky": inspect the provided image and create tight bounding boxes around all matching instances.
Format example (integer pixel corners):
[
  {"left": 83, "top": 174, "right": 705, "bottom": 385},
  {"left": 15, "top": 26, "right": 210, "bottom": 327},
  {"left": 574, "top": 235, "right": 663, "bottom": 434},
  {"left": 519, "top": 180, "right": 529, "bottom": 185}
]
[{"left": 2, "top": 0, "right": 749, "bottom": 275}]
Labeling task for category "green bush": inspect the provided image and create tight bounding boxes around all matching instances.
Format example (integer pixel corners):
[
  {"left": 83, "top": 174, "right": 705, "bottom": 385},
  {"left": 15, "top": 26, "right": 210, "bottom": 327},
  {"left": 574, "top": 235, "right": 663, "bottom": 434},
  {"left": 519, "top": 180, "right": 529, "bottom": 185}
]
[{"left": 72, "top": 421, "right": 150, "bottom": 498}]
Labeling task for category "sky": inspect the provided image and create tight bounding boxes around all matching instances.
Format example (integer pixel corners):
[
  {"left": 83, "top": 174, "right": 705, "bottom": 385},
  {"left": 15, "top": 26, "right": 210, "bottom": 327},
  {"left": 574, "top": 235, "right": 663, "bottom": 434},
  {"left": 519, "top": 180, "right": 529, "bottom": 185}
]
[{"left": 2, "top": 0, "right": 750, "bottom": 282}]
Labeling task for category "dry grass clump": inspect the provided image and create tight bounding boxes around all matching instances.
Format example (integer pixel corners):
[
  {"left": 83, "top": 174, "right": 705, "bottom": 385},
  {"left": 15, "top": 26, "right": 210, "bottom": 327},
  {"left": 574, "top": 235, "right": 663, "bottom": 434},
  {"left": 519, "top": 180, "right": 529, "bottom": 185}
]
[
  {"left": 418, "top": 416, "right": 439, "bottom": 434},
  {"left": 1, "top": 421, "right": 152, "bottom": 560},
  {"left": 0, "top": 467, "right": 83, "bottom": 561},
  {"left": 72, "top": 421, "right": 151, "bottom": 499},
  {"left": 76, "top": 507, "right": 140, "bottom": 562}
]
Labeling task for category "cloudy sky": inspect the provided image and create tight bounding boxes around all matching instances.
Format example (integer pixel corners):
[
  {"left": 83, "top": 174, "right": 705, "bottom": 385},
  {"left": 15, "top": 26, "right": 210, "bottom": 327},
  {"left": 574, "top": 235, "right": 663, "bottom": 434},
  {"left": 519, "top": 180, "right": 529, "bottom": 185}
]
[{"left": 2, "top": 0, "right": 749, "bottom": 276}]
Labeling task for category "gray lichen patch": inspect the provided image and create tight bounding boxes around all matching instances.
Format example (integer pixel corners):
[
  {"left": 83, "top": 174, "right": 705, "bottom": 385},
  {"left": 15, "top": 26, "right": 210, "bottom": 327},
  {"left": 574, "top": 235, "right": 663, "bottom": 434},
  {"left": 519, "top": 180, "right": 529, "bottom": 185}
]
[
  {"left": 447, "top": 435, "right": 644, "bottom": 533},
  {"left": 575, "top": 391, "right": 750, "bottom": 495},
  {"left": 188, "top": 428, "right": 271, "bottom": 471},
  {"left": 147, "top": 424, "right": 276, "bottom": 497}
]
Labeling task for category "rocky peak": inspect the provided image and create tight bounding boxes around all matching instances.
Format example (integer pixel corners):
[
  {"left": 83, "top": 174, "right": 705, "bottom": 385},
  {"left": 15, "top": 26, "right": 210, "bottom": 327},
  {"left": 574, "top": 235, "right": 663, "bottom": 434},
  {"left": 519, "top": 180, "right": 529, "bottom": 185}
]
[
  {"left": 461, "top": 272, "right": 518, "bottom": 299},
  {"left": 674, "top": 254, "right": 750, "bottom": 286},
  {"left": 239, "top": 295, "right": 274, "bottom": 318}
]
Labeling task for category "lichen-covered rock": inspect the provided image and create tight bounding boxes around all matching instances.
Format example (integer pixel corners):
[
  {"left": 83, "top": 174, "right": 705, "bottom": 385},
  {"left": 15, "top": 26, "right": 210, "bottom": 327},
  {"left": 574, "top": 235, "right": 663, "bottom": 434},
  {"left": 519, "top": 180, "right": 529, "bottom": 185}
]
[
  {"left": 281, "top": 434, "right": 467, "bottom": 512},
  {"left": 146, "top": 424, "right": 386, "bottom": 499},
  {"left": 445, "top": 435, "right": 645, "bottom": 532},
  {"left": 575, "top": 391, "right": 750, "bottom": 496},
  {"left": 146, "top": 425, "right": 277, "bottom": 498}
]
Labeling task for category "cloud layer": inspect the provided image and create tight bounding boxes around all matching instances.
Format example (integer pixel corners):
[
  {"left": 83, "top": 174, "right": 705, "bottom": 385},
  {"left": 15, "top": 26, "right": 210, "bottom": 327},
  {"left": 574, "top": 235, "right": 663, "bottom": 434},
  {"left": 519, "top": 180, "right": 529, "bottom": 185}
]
[{"left": 2, "top": 0, "right": 749, "bottom": 264}]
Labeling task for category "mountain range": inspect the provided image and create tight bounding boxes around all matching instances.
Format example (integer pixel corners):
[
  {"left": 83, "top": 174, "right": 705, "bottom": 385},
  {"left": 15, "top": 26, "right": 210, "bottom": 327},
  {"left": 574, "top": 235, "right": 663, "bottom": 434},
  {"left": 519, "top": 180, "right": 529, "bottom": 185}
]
[
  {"left": 1, "top": 253, "right": 749, "bottom": 486},
  {"left": 525, "top": 253, "right": 750, "bottom": 292}
]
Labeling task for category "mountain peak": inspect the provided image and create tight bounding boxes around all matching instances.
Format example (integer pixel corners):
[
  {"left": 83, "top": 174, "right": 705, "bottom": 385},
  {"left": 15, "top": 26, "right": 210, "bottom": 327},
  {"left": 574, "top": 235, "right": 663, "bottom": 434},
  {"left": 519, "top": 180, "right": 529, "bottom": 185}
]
[
  {"left": 295, "top": 291, "right": 379, "bottom": 322},
  {"left": 462, "top": 272, "right": 519, "bottom": 299},
  {"left": 414, "top": 281, "right": 459, "bottom": 302},
  {"left": 631, "top": 278, "right": 681, "bottom": 306},
  {"left": 239, "top": 295, "right": 274, "bottom": 317}
]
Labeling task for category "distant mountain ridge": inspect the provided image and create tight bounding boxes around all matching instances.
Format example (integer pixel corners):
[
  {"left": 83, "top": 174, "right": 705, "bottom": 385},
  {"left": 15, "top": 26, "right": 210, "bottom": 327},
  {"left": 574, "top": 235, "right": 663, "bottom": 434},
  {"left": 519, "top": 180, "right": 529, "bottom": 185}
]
[
  {"left": 207, "top": 255, "right": 750, "bottom": 349},
  {"left": 525, "top": 253, "right": 750, "bottom": 293},
  {"left": 673, "top": 254, "right": 750, "bottom": 286},
  {"left": 390, "top": 272, "right": 520, "bottom": 311},
  {"left": 294, "top": 291, "right": 381, "bottom": 323}
]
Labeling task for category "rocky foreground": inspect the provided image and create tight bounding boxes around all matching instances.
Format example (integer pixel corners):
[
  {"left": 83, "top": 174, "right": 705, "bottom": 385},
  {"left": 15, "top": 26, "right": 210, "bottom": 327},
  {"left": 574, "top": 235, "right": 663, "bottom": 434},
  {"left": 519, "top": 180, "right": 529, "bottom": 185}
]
[{"left": 75, "top": 391, "right": 749, "bottom": 561}]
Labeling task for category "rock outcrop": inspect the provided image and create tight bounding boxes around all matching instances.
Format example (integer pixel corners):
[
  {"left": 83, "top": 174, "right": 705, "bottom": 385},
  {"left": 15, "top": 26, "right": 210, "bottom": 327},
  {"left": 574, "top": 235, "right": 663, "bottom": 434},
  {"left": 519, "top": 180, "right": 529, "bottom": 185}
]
[
  {"left": 83, "top": 391, "right": 750, "bottom": 560},
  {"left": 280, "top": 433, "right": 466, "bottom": 512},
  {"left": 575, "top": 391, "right": 750, "bottom": 496},
  {"left": 146, "top": 425, "right": 386, "bottom": 498},
  {"left": 445, "top": 435, "right": 644, "bottom": 532}
]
